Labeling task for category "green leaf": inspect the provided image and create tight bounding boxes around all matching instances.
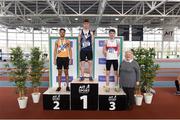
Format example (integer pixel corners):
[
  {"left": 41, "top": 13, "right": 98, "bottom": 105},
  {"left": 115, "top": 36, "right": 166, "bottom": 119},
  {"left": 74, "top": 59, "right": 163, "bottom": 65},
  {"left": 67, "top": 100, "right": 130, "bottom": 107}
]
[
  {"left": 29, "top": 47, "right": 46, "bottom": 88},
  {"left": 132, "top": 47, "right": 160, "bottom": 92},
  {"left": 9, "top": 47, "right": 28, "bottom": 95}
]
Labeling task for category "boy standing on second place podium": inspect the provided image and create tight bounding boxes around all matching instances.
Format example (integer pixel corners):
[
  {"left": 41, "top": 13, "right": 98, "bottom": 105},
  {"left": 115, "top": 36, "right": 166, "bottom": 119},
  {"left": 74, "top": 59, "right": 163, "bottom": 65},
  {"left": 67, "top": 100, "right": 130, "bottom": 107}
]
[{"left": 54, "top": 28, "right": 72, "bottom": 92}]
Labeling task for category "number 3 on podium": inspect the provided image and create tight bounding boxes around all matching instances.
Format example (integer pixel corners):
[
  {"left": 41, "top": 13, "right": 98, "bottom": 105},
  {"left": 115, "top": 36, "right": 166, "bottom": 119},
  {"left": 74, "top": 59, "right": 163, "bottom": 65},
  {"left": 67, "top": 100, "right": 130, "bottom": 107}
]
[{"left": 109, "top": 102, "right": 116, "bottom": 110}]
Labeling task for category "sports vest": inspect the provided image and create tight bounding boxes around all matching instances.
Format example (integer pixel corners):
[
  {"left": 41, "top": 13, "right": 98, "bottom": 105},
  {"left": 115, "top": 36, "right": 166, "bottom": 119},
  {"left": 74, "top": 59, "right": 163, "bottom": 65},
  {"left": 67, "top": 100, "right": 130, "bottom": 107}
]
[
  {"left": 56, "top": 39, "right": 70, "bottom": 58},
  {"left": 80, "top": 30, "right": 92, "bottom": 51},
  {"left": 106, "top": 39, "right": 119, "bottom": 60}
]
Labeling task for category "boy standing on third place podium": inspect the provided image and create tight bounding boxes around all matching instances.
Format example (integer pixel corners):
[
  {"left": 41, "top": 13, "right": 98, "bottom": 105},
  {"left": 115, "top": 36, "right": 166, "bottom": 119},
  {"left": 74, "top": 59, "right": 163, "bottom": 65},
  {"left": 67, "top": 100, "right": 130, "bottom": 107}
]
[
  {"left": 54, "top": 28, "right": 72, "bottom": 92},
  {"left": 103, "top": 29, "right": 120, "bottom": 92}
]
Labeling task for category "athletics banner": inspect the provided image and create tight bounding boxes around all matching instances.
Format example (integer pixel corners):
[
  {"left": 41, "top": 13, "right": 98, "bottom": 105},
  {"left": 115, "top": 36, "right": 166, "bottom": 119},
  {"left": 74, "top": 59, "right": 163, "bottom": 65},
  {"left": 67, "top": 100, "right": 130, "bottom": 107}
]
[
  {"left": 118, "top": 25, "right": 129, "bottom": 41},
  {"left": 163, "top": 27, "right": 174, "bottom": 41},
  {"left": 132, "top": 25, "right": 143, "bottom": 41},
  {"left": 49, "top": 36, "right": 123, "bottom": 87}
]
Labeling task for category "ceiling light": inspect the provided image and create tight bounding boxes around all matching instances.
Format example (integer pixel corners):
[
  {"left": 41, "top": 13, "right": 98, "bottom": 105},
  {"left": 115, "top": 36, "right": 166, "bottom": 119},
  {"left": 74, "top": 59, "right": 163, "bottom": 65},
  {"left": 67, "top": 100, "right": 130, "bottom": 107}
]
[
  {"left": 27, "top": 17, "right": 32, "bottom": 21},
  {"left": 75, "top": 18, "right": 78, "bottom": 21},
  {"left": 115, "top": 18, "right": 119, "bottom": 21},
  {"left": 160, "top": 18, "right": 164, "bottom": 21}
]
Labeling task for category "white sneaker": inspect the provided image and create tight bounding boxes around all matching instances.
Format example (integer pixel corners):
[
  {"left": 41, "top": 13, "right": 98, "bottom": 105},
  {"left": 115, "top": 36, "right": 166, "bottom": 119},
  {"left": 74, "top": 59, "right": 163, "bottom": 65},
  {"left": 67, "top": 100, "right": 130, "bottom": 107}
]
[
  {"left": 114, "top": 85, "right": 120, "bottom": 92},
  {"left": 103, "top": 85, "right": 110, "bottom": 92}
]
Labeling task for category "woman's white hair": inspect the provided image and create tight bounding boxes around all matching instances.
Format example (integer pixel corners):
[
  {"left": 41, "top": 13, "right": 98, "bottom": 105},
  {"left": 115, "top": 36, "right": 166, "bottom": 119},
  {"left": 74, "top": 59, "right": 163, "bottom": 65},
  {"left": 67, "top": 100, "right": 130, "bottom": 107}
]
[{"left": 125, "top": 50, "right": 133, "bottom": 55}]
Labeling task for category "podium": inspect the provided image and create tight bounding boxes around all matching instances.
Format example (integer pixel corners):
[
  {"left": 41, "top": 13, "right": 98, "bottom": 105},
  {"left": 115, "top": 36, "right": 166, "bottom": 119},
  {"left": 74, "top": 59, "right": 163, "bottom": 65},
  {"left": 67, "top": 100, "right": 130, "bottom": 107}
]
[
  {"left": 43, "top": 87, "right": 70, "bottom": 110},
  {"left": 99, "top": 87, "right": 128, "bottom": 111},
  {"left": 43, "top": 80, "right": 128, "bottom": 111},
  {"left": 70, "top": 79, "right": 98, "bottom": 110}
]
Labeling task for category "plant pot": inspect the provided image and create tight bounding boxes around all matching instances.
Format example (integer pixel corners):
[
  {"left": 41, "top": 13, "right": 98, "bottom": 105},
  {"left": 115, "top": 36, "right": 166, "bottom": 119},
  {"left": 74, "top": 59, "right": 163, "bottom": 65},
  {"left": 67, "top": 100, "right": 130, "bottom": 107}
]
[
  {"left": 144, "top": 93, "right": 153, "bottom": 104},
  {"left": 32, "top": 92, "right": 41, "bottom": 103},
  {"left": 134, "top": 94, "right": 143, "bottom": 106},
  {"left": 17, "top": 96, "right": 28, "bottom": 109}
]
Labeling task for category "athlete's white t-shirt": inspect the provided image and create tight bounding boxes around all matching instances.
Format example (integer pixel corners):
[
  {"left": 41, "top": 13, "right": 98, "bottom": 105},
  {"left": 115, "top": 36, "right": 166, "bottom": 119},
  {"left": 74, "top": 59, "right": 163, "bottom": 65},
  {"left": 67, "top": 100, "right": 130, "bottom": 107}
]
[{"left": 105, "top": 39, "right": 119, "bottom": 60}]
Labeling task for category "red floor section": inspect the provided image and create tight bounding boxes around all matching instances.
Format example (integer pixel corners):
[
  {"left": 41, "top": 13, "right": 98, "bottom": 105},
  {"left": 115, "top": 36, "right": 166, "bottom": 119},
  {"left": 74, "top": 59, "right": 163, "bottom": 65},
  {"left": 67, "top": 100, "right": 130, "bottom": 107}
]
[
  {"left": 154, "top": 76, "right": 177, "bottom": 81},
  {"left": 0, "top": 87, "right": 180, "bottom": 119},
  {"left": 0, "top": 76, "right": 49, "bottom": 81}
]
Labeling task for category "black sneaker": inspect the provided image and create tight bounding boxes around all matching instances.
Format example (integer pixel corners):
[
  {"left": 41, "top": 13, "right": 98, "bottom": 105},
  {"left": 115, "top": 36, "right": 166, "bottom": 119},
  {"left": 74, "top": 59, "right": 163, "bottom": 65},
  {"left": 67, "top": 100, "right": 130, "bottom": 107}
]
[
  {"left": 56, "top": 87, "right": 61, "bottom": 92},
  {"left": 89, "top": 76, "right": 93, "bottom": 81},
  {"left": 66, "top": 86, "right": 70, "bottom": 91},
  {"left": 80, "top": 77, "right": 84, "bottom": 81},
  {"left": 175, "top": 91, "right": 180, "bottom": 95}
]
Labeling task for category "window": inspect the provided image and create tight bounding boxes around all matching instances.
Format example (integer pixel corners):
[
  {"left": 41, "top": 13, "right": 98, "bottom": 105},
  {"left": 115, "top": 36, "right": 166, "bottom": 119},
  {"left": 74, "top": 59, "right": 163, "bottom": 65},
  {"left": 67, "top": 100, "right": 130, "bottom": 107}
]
[
  {"left": 25, "top": 33, "right": 33, "bottom": 40},
  {"left": 8, "top": 33, "right": 16, "bottom": 40},
  {"left": 17, "top": 33, "right": 24, "bottom": 40},
  {"left": 0, "top": 32, "right": 6, "bottom": 39}
]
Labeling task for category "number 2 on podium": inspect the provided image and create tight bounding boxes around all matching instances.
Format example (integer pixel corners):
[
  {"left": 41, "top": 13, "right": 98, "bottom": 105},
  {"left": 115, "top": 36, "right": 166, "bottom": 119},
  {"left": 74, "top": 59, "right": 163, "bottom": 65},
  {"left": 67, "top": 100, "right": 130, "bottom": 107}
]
[
  {"left": 80, "top": 95, "right": 87, "bottom": 109},
  {"left": 53, "top": 101, "right": 60, "bottom": 110}
]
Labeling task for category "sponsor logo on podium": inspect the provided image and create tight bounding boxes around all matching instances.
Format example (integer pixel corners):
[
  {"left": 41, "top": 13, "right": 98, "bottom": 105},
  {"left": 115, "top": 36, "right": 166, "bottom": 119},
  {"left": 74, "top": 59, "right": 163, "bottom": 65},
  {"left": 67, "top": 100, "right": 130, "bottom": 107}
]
[{"left": 79, "top": 84, "right": 90, "bottom": 94}]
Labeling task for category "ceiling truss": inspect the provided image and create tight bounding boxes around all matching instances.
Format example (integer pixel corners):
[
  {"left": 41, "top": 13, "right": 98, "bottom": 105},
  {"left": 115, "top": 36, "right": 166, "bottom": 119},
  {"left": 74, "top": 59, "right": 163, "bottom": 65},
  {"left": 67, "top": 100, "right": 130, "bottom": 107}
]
[{"left": 0, "top": 0, "right": 180, "bottom": 28}]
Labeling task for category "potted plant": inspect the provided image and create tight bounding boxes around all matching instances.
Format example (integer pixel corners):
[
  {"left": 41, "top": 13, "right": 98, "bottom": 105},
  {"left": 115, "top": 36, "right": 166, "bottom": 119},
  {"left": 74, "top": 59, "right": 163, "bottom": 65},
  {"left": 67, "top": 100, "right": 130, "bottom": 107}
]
[
  {"left": 132, "top": 47, "right": 160, "bottom": 104},
  {"left": 9, "top": 47, "right": 28, "bottom": 109},
  {"left": 29, "top": 47, "right": 45, "bottom": 103},
  {"left": 134, "top": 84, "right": 143, "bottom": 106}
]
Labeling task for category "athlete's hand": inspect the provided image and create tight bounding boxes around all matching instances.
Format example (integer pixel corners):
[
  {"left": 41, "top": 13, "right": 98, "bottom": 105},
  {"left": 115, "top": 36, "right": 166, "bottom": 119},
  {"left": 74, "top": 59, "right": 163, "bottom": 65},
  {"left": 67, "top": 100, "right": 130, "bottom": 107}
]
[
  {"left": 117, "top": 51, "right": 120, "bottom": 56},
  {"left": 69, "top": 59, "right": 73, "bottom": 65},
  {"left": 58, "top": 50, "right": 61, "bottom": 53},
  {"left": 136, "top": 81, "right": 140, "bottom": 86},
  {"left": 104, "top": 51, "right": 107, "bottom": 57},
  {"left": 54, "top": 59, "right": 56, "bottom": 65}
]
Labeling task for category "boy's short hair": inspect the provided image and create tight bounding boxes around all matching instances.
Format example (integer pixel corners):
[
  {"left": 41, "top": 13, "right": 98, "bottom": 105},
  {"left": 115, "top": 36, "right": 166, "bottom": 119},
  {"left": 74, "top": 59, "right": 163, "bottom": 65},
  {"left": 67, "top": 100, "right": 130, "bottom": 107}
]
[
  {"left": 83, "top": 19, "right": 89, "bottom": 23},
  {"left": 109, "top": 29, "right": 116, "bottom": 33},
  {"left": 59, "top": 28, "right": 66, "bottom": 32}
]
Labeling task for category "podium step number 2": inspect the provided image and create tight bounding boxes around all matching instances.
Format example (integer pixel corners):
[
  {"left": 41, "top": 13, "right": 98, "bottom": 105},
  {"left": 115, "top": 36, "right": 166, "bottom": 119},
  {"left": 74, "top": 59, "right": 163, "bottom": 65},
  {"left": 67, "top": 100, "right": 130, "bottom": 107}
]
[{"left": 43, "top": 88, "right": 70, "bottom": 110}]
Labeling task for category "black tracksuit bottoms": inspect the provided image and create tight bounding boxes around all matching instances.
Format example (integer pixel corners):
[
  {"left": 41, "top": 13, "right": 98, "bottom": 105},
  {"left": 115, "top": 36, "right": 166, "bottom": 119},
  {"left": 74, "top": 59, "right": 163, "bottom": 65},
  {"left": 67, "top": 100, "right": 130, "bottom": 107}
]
[{"left": 122, "top": 87, "right": 135, "bottom": 108}]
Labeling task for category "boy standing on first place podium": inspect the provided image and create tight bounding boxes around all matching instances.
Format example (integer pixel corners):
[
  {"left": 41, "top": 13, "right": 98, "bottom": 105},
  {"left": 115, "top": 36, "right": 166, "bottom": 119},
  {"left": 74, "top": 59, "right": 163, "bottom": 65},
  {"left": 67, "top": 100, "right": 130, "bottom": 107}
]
[
  {"left": 54, "top": 28, "right": 72, "bottom": 92},
  {"left": 78, "top": 19, "right": 94, "bottom": 81}
]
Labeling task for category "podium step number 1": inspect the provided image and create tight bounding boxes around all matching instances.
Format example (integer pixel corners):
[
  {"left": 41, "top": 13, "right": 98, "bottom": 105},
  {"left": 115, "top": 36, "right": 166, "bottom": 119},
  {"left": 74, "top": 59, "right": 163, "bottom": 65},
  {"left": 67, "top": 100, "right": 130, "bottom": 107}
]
[
  {"left": 71, "top": 79, "right": 98, "bottom": 110},
  {"left": 80, "top": 95, "right": 88, "bottom": 109}
]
